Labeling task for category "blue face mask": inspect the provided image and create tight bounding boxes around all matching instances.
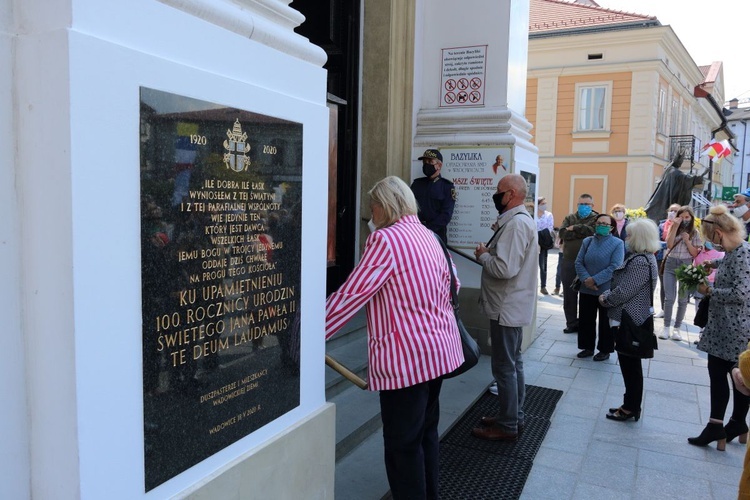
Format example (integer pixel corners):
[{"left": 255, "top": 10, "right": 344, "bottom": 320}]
[
  {"left": 704, "top": 241, "right": 714, "bottom": 251},
  {"left": 578, "top": 204, "right": 592, "bottom": 218}
]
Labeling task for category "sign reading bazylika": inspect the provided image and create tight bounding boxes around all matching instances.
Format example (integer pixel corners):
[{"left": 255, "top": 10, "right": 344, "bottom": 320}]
[
  {"left": 440, "top": 146, "right": 512, "bottom": 249},
  {"left": 139, "top": 88, "right": 302, "bottom": 490}
]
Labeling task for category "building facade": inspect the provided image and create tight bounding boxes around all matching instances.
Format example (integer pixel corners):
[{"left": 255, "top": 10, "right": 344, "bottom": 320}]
[{"left": 526, "top": 0, "right": 731, "bottom": 219}]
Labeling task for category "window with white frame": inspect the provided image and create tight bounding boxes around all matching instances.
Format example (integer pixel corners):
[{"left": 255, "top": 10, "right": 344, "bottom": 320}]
[
  {"left": 575, "top": 82, "right": 611, "bottom": 132},
  {"left": 670, "top": 99, "right": 679, "bottom": 136},
  {"left": 657, "top": 88, "right": 667, "bottom": 134}
]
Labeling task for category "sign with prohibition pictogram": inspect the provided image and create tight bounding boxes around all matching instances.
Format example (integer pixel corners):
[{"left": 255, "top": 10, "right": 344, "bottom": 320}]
[{"left": 440, "top": 45, "right": 487, "bottom": 107}]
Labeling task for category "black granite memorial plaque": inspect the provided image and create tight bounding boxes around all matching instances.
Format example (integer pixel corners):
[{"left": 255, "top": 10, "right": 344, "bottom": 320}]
[{"left": 139, "top": 88, "right": 302, "bottom": 491}]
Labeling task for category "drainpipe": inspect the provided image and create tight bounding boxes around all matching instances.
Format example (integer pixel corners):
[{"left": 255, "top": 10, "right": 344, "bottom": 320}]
[{"left": 694, "top": 86, "right": 735, "bottom": 202}]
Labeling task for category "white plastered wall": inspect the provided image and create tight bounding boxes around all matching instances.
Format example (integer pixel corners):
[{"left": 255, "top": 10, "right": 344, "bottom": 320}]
[{"left": 10, "top": 0, "right": 332, "bottom": 498}]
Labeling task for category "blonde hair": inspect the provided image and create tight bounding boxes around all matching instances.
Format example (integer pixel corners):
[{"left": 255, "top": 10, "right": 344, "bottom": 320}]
[
  {"left": 611, "top": 203, "right": 626, "bottom": 213},
  {"left": 368, "top": 176, "right": 418, "bottom": 228},
  {"left": 701, "top": 205, "right": 747, "bottom": 243},
  {"left": 625, "top": 218, "right": 662, "bottom": 253}
]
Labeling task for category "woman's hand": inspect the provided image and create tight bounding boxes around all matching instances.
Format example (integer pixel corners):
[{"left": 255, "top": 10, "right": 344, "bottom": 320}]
[
  {"left": 584, "top": 277, "right": 598, "bottom": 290},
  {"left": 680, "top": 232, "right": 689, "bottom": 243},
  {"left": 732, "top": 368, "right": 750, "bottom": 396},
  {"left": 697, "top": 283, "right": 710, "bottom": 296}
]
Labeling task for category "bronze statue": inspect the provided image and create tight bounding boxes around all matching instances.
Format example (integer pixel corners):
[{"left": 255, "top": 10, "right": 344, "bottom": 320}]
[{"left": 644, "top": 152, "right": 708, "bottom": 222}]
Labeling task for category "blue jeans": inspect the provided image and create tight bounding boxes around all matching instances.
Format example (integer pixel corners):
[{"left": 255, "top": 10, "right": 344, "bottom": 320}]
[
  {"left": 663, "top": 256, "right": 692, "bottom": 327},
  {"left": 490, "top": 322, "right": 525, "bottom": 432}
]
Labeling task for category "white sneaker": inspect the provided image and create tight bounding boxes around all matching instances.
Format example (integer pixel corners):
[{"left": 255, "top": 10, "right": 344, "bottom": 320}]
[
  {"left": 489, "top": 382, "right": 498, "bottom": 395},
  {"left": 658, "top": 327, "right": 670, "bottom": 340},
  {"left": 655, "top": 311, "right": 664, "bottom": 318},
  {"left": 671, "top": 329, "right": 683, "bottom": 341}
]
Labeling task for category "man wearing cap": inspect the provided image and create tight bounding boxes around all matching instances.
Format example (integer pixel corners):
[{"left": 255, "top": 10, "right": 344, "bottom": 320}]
[{"left": 410, "top": 149, "right": 456, "bottom": 243}]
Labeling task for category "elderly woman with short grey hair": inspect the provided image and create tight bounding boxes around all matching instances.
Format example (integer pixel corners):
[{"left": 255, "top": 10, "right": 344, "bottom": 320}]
[
  {"left": 599, "top": 218, "right": 661, "bottom": 422},
  {"left": 325, "top": 175, "right": 464, "bottom": 499}
]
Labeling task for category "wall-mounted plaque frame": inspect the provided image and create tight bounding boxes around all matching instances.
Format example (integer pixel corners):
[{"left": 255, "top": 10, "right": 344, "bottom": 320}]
[{"left": 140, "top": 87, "right": 302, "bottom": 490}]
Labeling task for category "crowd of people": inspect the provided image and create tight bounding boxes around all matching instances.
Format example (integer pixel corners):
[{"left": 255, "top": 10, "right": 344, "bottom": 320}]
[{"left": 323, "top": 147, "right": 750, "bottom": 499}]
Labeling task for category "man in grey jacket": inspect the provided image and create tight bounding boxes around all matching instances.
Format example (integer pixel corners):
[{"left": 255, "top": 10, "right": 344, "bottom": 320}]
[{"left": 472, "top": 174, "right": 538, "bottom": 441}]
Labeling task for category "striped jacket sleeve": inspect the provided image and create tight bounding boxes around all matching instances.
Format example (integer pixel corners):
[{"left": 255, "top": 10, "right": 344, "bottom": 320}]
[{"left": 325, "top": 232, "right": 394, "bottom": 339}]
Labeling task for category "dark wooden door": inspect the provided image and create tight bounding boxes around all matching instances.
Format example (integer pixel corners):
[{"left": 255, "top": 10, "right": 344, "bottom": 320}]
[{"left": 291, "top": 0, "right": 361, "bottom": 294}]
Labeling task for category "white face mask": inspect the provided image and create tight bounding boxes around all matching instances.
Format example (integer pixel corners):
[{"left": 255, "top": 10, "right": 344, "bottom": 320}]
[
  {"left": 367, "top": 219, "right": 377, "bottom": 232},
  {"left": 613, "top": 211, "right": 625, "bottom": 221},
  {"left": 734, "top": 204, "right": 749, "bottom": 218},
  {"left": 667, "top": 211, "right": 676, "bottom": 220},
  {"left": 538, "top": 204, "right": 547, "bottom": 212}
]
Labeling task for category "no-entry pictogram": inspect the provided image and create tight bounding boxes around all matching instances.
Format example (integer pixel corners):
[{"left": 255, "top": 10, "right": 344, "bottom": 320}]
[
  {"left": 469, "top": 91, "right": 481, "bottom": 103},
  {"left": 444, "top": 92, "right": 456, "bottom": 104},
  {"left": 457, "top": 78, "right": 469, "bottom": 90},
  {"left": 470, "top": 77, "right": 482, "bottom": 89},
  {"left": 457, "top": 91, "right": 468, "bottom": 103},
  {"left": 445, "top": 79, "right": 456, "bottom": 91}
]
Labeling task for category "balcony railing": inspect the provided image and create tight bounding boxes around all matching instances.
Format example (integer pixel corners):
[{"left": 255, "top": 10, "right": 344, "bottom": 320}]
[{"left": 669, "top": 135, "right": 700, "bottom": 163}]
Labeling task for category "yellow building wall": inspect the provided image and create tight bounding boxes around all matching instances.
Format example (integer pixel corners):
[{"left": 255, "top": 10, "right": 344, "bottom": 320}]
[
  {"left": 551, "top": 162, "right": 628, "bottom": 220},
  {"left": 555, "top": 72, "right": 632, "bottom": 157},
  {"left": 526, "top": 78, "right": 538, "bottom": 145}
]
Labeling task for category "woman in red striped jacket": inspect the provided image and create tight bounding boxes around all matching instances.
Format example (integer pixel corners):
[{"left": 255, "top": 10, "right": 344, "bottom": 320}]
[{"left": 326, "top": 176, "right": 464, "bottom": 500}]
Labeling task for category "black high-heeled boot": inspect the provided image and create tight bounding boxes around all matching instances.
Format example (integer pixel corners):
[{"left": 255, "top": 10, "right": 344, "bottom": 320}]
[
  {"left": 725, "top": 418, "right": 749, "bottom": 444},
  {"left": 688, "top": 422, "right": 727, "bottom": 451}
]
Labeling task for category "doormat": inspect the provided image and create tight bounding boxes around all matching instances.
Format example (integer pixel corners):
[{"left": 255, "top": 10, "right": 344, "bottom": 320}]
[{"left": 439, "top": 385, "right": 563, "bottom": 500}]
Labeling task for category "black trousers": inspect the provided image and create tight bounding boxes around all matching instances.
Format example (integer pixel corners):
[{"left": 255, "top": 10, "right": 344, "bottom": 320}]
[
  {"left": 539, "top": 248, "right": 548, "bottom": 288},
  {"left": 555, "top": 251, "right": 563, "bottom": 288},
  {"left": 560, "top": 258, "right": 579, "bottom": 328},
  {"left": 380, "top": 377, "right": 443, "bottom": 500},
  {"left": 708, "top": 355, "right": 750, "bottom": 422},
  {"left": 616, "top": 348, "right": 644, "bottom": 412},
  {"left": 578, "top": 293, "right": 613, "bottom": 352}
]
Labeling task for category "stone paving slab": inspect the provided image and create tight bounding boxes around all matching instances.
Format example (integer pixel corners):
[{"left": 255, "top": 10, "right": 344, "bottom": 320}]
[{"left": 520, "top": 252, "right": 747, "bottom": 499}]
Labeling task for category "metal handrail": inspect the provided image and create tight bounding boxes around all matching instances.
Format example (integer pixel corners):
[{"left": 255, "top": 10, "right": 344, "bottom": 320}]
[
  {"left": 446, "top": 244, "right": 481, "bottom": 265},
  {"left": 325, "top": 354, "right": 368, "bottom": 390}
]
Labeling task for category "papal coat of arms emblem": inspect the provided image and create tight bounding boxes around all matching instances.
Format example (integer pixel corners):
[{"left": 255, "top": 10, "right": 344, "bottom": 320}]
[{"left": 223, "top": 119, "right": 251, "bottom": 172}]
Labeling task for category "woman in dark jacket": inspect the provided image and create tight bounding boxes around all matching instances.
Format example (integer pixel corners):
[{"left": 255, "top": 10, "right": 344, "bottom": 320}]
[{"left": 599, "top": 218, "right": 661, "bottom": 421}]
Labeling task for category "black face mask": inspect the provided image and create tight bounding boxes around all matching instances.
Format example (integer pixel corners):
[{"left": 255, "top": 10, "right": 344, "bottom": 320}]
[
  {"left": 493, "top": 191, "right": 508, "bottom": 214},
  {"left": 422, "top": 163, "right": 437, "bottom": 178}
]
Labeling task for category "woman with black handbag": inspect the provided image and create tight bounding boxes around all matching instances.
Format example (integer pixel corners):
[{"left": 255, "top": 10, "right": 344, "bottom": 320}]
[{"left": 599, "top": 218, "right": 661, "bottom": 422}]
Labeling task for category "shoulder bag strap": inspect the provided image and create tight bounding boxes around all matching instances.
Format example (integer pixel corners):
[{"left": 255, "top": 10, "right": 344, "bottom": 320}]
[{"left": 433, "top": 234, "right": 459, "bottom": 310}]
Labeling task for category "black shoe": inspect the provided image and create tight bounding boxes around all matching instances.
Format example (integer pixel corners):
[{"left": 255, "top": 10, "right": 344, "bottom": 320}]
[
  {"left": 606, "top": 409, "right": 640, "bottom": 422},
  {"left": 564, "top": 327, "right": 578, "bottom": 334},
  {"left": 725, "top": 418, "right": 749, "bottom": 444},
  {"left": 593, "top": 352, "right": 610, "bottom": 362},
  {"left": 540, "top": 287, "right": 549, "bottom": 295},
  {"left": 577, "top": 349, "right": 594, "bottom": 358},
  {"left": 688, "top": 422, "right": 727, "bottom": 450}
]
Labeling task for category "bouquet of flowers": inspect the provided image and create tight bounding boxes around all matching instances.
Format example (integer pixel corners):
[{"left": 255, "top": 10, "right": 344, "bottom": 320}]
[
  {"left": 674, "top": 263, "right": 709, "bottom": 298},
  {"left": 625, "top": 207, "right": 647, "bottom": 219}
]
